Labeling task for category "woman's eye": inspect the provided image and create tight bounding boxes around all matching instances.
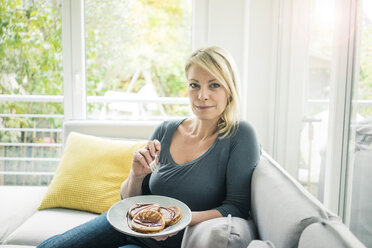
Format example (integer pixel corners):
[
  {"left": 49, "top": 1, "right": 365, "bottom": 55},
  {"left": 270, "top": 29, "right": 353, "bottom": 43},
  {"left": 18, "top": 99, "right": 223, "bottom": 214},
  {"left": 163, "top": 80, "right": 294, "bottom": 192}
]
[
  {"left": 189, "top": 83, "right": 199, "bottom": 88},
  {"left": 210, "top": 83, "right": 220, "bottom": 88}
]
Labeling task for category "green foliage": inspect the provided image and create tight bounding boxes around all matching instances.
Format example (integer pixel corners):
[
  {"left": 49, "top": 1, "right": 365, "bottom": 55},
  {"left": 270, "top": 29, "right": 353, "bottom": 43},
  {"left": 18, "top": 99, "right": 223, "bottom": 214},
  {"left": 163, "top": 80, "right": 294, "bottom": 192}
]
[
  {"left": 0, "top": 0, "right": 63, "bottom": 141},
  {"left": 0, "top": 0, "right": 63, "bottom": 95},
  {"left": 85, "top": 0, "right": 192, "bottom": 98},
  {"left": 0, "top": 0, "right": 191, "bottom": 185},
  {"left": 1, "top": 0, "right": 192, "bottom": 142}
]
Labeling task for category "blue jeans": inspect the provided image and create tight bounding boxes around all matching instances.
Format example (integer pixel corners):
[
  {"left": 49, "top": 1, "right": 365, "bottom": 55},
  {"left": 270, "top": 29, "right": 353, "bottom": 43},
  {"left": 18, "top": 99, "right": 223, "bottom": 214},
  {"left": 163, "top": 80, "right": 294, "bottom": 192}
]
[{"left": 37, "top": 212, "right": 144, "bottom": 248}]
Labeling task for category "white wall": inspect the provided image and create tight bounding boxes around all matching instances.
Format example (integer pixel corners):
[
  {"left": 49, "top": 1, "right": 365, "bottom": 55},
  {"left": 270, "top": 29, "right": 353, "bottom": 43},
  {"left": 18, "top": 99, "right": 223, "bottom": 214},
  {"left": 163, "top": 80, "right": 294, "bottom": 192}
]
[
  {"left": 193, "top": 0, "right": 276, "bottom": 152},
  {"left": 247, "top": 0, "right": 277, "bottom": 153}
]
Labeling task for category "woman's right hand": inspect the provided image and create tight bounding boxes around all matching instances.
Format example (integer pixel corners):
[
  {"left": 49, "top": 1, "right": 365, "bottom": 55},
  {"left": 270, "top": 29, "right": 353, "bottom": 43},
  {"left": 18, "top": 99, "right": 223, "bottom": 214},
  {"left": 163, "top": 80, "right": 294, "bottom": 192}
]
[{"left": 131, "top": 139, "right": 161, "bottom": 178}]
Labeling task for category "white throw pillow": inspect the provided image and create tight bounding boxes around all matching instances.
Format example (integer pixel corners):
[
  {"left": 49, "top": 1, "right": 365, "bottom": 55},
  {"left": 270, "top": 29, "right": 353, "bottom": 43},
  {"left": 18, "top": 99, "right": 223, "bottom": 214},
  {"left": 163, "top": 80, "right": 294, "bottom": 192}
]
[
  {"left": 181, "top": 215, "right": 257, "bottom": 248},
  {"left": 247, "top": 240, "right": 276, "bottom": 248}
]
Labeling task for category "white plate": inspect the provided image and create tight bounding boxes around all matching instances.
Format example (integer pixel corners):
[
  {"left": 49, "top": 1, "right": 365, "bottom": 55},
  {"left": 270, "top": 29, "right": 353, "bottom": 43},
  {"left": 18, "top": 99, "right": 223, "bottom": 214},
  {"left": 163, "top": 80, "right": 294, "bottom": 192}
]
[{"left": 107, "top": 195, "right": 192, "bottom": 238}]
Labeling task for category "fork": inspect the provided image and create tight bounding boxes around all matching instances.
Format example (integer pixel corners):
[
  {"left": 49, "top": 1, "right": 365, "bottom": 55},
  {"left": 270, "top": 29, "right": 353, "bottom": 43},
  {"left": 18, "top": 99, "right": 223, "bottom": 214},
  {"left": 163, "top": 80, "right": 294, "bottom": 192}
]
[{"left": 149, "top": 152, "right": 158, "bottom": 173}]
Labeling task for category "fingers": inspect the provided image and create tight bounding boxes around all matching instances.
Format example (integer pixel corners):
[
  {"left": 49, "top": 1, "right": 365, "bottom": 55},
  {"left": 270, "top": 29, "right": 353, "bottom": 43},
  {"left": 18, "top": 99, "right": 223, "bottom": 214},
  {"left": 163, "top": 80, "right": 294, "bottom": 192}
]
[
  {"left": 146, "top": 139, "right": 161, "bottom": 157},
  {"left": 153, "top": 232, "right": 178, "bottom": 241},
  {"left": 132, "top": 139, "right": 161, "bottom": 174},
  {"left": 137, "top": 148, "right": 153, "bottom": 165},
  {"left": 154, "top": 139, "right": 161, "bottom": 152},
  {"left": 169, "top": 231, "right": 179, "bottom": 237},
  {"left": 132, "top": 150, "right": 150, "bottom": 173},
  {"left": 153, "top": 235, "right": 168, "bottom": 241}
]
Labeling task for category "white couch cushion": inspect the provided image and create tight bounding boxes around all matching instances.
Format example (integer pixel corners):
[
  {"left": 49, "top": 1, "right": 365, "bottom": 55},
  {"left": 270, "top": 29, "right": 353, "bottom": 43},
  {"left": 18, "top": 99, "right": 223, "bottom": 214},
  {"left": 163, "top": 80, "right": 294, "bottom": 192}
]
[
  {"left": 0, "top": 186, "right": 47, "bottom": 244},
  {"left": 251, "top": 152, "right": 339, "bottom": 248},
  {"left": 349, "top": 150, "right": 372, "bottom": 248},
  {"left": 181, "top": 216, "right": 257, "bottom": 248},
  {"left": 3, "top": 208, "right": 98, "bottom": 246},
  {"left": 248, "top": 240, "right": 276, "bottom": 248}
]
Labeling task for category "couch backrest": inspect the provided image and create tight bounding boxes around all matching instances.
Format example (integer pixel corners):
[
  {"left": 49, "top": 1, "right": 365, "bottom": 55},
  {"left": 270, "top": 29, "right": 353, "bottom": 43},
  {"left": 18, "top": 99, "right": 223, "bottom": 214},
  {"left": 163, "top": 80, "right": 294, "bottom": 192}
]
[
  {"left": 251, "top": 151, "right": 340, "bottom": 248},
  {"left": 62, "top": 120, "right": 160, "bottom": 147}
]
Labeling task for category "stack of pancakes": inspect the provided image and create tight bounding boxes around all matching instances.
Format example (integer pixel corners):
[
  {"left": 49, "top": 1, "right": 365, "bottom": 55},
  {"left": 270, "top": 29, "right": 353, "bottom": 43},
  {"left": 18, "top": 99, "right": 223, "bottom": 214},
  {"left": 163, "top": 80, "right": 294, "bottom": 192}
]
[{"left": 127, "top": 203, "right": 182, "bottom": 233}]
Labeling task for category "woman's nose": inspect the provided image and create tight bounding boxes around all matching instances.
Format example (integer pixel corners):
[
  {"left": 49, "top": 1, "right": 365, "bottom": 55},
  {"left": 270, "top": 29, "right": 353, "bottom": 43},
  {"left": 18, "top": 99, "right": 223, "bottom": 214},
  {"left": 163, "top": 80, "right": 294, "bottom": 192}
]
[{"left": 198, "top": 87, "right": 209, "bottom": 101}]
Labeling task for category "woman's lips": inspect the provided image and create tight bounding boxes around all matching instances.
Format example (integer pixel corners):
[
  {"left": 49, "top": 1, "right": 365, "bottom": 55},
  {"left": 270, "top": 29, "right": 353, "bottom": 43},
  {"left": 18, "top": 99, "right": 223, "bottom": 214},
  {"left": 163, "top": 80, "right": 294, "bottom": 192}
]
[{"left": 196, "top": 106, "right": 213, "bottom": 110}]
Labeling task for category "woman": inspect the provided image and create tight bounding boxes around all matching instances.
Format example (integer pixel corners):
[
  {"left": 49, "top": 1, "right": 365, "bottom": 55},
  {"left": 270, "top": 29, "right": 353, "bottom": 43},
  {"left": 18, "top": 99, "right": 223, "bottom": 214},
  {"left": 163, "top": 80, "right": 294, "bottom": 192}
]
[{"left": 37, "top": 46, "right": 261, "bottom": 248}]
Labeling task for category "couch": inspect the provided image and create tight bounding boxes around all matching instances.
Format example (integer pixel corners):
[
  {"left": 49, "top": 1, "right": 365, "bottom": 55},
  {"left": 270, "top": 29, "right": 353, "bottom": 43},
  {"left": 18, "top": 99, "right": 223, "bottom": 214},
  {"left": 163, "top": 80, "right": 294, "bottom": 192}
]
[
  {"left": 317, "top": 118, "right": 372, "bottom": 247},
  {"left": 0, "top": 120, "right": 366, "bottom": 248}
]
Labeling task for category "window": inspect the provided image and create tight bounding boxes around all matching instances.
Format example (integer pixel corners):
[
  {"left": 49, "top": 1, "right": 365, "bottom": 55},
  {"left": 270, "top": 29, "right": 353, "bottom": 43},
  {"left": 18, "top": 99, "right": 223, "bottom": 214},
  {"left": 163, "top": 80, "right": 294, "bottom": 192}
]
[
  {"left": 299, "top": 0, "right": 336, "bottom": 199},
  {"left": 0, "top": 0, "right": 193, "bottom": 186},
  {"left": 273, "top": 0, "right": 372, "bottom": 246},
  {"left": 85, "top": 0, "right": 193, "bottom": 120},
  {"left": 348, "top": 0, "right": 372, "bottom": 246},
  {"left": 273, "top": 0, "right": 338, "bottom": 200},
  {"left": 0, "top": 0, "right": 63, "bottom": 186}
]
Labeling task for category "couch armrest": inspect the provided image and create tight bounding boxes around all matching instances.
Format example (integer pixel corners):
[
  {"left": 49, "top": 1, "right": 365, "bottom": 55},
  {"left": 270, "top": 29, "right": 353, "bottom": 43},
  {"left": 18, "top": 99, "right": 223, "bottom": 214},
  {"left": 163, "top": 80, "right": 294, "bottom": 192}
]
[
  {"left": 0, "top": 186, "right": 47, "bottom": 244},
  {"left": 298, "top": 220, "right": 366, "bottom": 248}
]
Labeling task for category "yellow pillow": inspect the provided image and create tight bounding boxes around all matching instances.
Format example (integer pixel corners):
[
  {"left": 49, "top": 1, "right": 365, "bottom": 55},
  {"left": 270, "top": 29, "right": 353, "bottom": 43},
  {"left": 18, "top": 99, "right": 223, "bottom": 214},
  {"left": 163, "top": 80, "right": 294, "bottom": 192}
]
[{"left": 38, "top": 132, "right": 146, "bottom": 214}]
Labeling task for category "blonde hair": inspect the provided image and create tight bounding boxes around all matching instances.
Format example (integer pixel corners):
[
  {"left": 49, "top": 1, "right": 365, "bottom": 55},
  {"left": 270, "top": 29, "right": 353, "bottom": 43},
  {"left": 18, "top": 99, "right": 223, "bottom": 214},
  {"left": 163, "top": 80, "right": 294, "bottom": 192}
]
[{"left": 185, "top": 46, "right": 240, "bottom": 138}]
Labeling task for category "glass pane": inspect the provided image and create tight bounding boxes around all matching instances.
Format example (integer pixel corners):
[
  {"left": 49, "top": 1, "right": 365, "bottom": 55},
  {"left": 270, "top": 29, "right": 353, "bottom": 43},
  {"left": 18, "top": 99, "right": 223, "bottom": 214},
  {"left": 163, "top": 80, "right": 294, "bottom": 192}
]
[
  {"left": 298, "top": 0, "right": 335, "bottom": 199},
  {"left": 348, "top": 0, "right": 372, "bottom": 246},
  {"left": 85, "top": 0, "right": 192, "bottom": 120},
  {"left": 0, "top": 0, "right": 63, "bottom": 186}
]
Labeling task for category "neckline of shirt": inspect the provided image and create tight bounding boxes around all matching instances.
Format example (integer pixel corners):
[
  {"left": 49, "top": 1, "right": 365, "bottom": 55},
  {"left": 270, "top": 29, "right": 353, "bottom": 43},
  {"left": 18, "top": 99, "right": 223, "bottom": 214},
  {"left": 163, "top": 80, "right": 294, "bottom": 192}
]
[{"left": 166, "top": 118, "right": 220, "bottom": 166}]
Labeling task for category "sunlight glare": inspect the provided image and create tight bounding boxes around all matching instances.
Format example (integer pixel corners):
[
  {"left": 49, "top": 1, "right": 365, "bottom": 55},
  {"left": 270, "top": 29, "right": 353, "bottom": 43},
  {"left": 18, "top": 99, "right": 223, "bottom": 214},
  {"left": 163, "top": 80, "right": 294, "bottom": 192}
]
[
  {"left": 364, "top": 0, "right": 372, "bottom": 22},
  {"left": 314, "top": 0, "right": 335, "bottom": 24}
]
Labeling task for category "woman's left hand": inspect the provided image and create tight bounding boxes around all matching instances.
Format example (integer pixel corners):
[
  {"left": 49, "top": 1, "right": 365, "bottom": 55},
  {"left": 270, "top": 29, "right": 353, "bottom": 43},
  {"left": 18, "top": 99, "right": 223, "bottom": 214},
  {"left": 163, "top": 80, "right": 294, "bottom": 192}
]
[{"left": 152, "top": 231, "right": 179, "bottom": 241}]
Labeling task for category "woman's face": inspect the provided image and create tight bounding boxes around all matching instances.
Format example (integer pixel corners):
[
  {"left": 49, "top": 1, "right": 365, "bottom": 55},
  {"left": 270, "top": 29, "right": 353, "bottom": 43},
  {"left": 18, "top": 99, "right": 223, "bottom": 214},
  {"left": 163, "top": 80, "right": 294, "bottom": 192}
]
[{"left": 187, "top": 65, "right": 228, "bottom": 122}]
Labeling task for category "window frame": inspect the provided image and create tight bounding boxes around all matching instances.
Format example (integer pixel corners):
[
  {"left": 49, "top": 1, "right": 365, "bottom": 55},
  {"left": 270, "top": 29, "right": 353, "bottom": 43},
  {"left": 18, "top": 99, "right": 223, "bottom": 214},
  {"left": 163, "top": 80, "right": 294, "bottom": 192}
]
[
  {"left": 272, "top": 0, "right": 359, "bottom": 222},
  {"left": 62, "top": 0, "right": 361, "bottom": 222},
  {"left": 62, "top": 0, "right": 87, "bottom": 121}
]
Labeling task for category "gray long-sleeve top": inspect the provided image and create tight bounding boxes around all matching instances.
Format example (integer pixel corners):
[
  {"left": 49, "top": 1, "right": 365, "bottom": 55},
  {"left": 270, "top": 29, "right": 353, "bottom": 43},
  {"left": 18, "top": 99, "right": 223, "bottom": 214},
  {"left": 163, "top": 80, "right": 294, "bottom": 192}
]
[{"left": 138, "top": 119, "right": 261, "bottom": 248}]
